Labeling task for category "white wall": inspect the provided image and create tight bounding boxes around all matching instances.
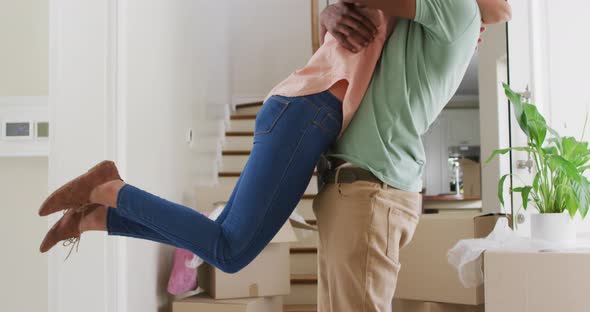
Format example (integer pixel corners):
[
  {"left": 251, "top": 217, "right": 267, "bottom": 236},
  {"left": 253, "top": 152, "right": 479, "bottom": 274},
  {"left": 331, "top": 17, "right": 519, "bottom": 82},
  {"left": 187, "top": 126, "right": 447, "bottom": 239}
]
[
  {"left": 47, "top": 1, "right": 312, "bottom": 311},
  {"left": 124, "top": 1, "right": 218, "bottom": 310},
  {"left": 0, "top": 0, "right": 49, "bottom": 96},
  {"left": 49, "top": 1, "right": 225, "bottom": 311},
  {"left": 478, "top": 23, "right": 510, "bottom": 214},
  {"left": 0, "top": 157, "right": 48, "bottom": 312},
  {"left": 543, "top": 1, "right": 590, "bottom": 136},
  {"left": 0, "top": 1, "right": 49, "bottom": 311},
  {"left": 506, "top": 0, "right": 590, "bottom": 233},
  {"left": 539, "top": 0, "right": 590, "bottom": 232},
  {"left": 229, "top": 0, "right": 312, "bottom": 103}
]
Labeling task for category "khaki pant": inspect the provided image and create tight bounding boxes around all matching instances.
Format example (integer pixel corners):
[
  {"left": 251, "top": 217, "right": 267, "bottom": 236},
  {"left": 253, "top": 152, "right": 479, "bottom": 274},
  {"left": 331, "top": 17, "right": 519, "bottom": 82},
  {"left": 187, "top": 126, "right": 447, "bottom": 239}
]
[{"left": 313, "top": 180, "right": 421, "bottom": 312}]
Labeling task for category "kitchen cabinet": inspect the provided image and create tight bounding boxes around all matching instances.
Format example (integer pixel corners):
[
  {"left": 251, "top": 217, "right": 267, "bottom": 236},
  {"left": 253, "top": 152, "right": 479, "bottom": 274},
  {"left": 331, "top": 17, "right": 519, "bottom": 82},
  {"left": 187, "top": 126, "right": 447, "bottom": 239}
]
[{"left": 447, "top": 109, "right": 481, "bottom": 147}]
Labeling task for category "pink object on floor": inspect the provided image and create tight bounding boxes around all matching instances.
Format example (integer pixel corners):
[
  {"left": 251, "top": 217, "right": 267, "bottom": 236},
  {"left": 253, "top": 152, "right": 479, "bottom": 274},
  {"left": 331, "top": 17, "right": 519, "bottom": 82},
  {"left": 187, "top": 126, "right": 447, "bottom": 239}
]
[{"left": 167, "top": 248, "right": 200, "bottom": 296}]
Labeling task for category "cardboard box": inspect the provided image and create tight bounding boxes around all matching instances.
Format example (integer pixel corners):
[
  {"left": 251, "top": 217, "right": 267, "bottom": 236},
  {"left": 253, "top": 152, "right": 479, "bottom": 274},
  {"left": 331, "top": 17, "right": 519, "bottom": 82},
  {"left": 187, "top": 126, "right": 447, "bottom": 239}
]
[
  {"left": 395, "top": 213, "right": 508, "bottom": 305},
  {"left": 485, "top": 251, "right": 590, "bottom": 312},
  {"left": 459, "top": 159, "right": 481, "bottom": 198},
  {"left": 198, "top": 221, "right": 297, "bottom": 299},
  {"left": 173, "top": 293, "right": 283, "bottom": 312},
  {"left": 393, "top": 299, "right": 484, "bottom": 312}
]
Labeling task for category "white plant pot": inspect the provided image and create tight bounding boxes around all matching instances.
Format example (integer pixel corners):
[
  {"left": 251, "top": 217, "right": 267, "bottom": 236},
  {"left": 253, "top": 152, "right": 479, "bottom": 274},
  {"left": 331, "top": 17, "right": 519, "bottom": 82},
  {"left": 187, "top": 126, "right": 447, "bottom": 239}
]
[{"left": 530, "top": 212, "right": 577, "bottom": 245}]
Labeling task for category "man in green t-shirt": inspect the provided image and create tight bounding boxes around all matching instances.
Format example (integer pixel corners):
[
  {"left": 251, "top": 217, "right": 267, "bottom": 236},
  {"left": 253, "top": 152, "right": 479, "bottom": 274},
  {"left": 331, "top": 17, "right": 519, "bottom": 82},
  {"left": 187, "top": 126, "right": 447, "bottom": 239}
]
[{"left": 314, "top": 1, "right": 511, "bottom": 311}]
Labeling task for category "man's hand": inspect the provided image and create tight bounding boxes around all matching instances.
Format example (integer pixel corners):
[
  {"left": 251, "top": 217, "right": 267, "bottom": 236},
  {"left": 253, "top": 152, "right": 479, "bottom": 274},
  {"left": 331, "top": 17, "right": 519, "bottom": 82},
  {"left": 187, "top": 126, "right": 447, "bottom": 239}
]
[
  {"left": 320, "top": 2, "right": 378, "bottom": 53},
  {"left": 478, "top": 25, "right": 486, "bottom": 45},
  {"left": 476, "top": 25, "right": 486, "bottom": 50}
]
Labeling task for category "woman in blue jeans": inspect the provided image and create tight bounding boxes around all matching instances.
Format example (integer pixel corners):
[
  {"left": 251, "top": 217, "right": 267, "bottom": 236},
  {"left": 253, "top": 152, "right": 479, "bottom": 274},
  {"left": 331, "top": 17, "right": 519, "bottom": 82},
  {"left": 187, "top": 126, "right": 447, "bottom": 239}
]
[
  {"left": 40, "top": 94, "right": 342, "bottom": 272},
  {"left": 38, "top": 4, "right": 389, "bottom": 272}
]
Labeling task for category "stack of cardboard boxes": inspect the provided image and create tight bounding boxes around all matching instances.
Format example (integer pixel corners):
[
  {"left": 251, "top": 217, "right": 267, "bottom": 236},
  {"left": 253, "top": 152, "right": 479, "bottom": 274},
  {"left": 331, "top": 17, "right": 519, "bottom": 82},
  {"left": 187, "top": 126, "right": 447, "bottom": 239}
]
[
  {"left": 393, "top": 212, "right": 507, "bottom": 312},
  {"left": 173, "top": 222, "right": 297, "bottom": 312}
]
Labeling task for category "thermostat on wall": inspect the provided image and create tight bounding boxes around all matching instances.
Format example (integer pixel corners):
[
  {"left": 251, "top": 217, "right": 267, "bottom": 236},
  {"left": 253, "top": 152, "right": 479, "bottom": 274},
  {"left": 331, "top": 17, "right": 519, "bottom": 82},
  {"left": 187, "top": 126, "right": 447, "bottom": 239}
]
[{"left": 2, "top": 121, "right": 33, "bottom": 139}]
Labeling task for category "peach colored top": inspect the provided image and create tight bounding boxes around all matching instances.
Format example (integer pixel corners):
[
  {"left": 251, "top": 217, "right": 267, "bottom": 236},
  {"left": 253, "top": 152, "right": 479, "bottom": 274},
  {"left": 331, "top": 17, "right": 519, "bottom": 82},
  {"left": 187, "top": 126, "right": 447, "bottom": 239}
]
[{"left": 267, "top": 10, "right": 391, "bottom": 136}]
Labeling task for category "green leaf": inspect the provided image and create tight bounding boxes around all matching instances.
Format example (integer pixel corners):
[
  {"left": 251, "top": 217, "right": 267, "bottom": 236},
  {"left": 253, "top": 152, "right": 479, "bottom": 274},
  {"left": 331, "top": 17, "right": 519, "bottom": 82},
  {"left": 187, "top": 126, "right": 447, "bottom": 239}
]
[
  {"left": 522, "top": 103, "right": 548, "bottom": 146},
  {"left": 561, "top": 137, "right": 588, "bottom": 159},
  {"left": 503, "top": 83, "right": 523, "bottom": 108},
  {"left": 503, "top": 84, "right": 548, "bottom": 147},
  {"left": 504, "top": 83, "right": 528, "bottom": 135},
  {"left": 513, "top": 186, "right": 533, "bottom": 210},
  {"left": 573, "top": 177, "right": 590, "bottom": 218},
  {"left": 485, "top": 146, "right": 532, "bottom": 165},
  {"left": 558, "top": 185, "right": 578, "bottom": 217},
  {"left": 533, "top": 173, "right": 541, "bottom": 193},
  {"left": 549, "top": 155, "right": 582, "bottom": 182},
  {"left": 542, "top": 146, "right": 558, "bottom": 157},
  {"left": 498, "top": 174, "right": 510, "bottom": 207}
]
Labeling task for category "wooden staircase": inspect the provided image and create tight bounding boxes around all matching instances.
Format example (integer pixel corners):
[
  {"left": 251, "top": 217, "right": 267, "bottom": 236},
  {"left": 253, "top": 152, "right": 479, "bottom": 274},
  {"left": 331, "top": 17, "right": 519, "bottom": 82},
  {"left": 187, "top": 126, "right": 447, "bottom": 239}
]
[{"left": 198, "top": 101, "right": 319, "bottom": 311}]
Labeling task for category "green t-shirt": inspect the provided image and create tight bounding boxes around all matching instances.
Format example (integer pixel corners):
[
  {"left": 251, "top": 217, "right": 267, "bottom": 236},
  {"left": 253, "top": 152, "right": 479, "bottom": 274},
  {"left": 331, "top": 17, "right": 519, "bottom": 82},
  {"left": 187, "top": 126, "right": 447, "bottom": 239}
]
[{"left": 329, "top": 0, "right": 481, "bottom": 192}]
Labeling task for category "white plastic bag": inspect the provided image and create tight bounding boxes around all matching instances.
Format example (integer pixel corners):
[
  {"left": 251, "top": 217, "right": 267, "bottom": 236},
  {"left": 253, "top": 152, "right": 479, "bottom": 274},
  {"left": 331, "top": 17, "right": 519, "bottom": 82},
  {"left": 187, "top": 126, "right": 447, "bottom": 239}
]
[{"left": 447, "top": 218, "right": 555, "bottom": 288}]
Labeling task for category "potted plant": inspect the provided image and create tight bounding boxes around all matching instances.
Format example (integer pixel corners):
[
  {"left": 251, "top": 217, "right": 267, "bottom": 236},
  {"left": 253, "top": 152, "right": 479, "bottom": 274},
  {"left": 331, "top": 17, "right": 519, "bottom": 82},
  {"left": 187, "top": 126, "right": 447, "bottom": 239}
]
[{"left": 486, "top": 83, "right": 590, "bottom": 244}]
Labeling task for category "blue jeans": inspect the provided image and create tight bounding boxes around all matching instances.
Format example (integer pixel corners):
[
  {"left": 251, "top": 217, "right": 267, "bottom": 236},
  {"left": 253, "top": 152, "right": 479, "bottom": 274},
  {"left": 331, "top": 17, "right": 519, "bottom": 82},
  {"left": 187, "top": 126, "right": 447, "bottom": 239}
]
[{"left": 107, "top": 91, "right": 342, "bottom": 273}]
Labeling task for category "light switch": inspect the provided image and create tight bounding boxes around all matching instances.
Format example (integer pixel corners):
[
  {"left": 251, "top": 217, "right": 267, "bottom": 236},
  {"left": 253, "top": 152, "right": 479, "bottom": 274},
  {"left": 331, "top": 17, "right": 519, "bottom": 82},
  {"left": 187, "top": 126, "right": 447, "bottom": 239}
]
[{"left": 37, "top": 122, "right": 49, "bottom": 138}]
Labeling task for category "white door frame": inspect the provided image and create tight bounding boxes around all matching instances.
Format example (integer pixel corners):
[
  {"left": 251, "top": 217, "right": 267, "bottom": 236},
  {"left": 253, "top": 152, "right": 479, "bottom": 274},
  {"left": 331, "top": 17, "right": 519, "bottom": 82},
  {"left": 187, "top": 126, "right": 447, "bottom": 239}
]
[
  {"left": 506, "top": 0, "right": 553, "bottom": 234},
  {"left": 48, "top": 1, "right": 127, "bottom": 311}
]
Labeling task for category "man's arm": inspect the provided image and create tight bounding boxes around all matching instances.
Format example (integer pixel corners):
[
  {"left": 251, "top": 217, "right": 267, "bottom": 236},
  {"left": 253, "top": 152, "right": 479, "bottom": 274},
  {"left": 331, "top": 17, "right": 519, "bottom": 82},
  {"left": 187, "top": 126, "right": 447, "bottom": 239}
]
[
  {"left": 319, "top": 2, "right": 379, "bottom": 53},
  {"left": 478, "top": 0, "right": 512, "bottom": 24},
  {"left": 341, "top": 0, "right": 416, "bottom": 19}
]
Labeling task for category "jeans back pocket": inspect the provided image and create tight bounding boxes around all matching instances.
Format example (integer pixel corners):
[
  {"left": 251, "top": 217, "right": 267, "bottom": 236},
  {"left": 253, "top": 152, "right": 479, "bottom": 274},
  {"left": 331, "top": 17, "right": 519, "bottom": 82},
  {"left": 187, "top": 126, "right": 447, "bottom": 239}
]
[{"left": 254, "top": 96, "right": 290, "bottom": 135}]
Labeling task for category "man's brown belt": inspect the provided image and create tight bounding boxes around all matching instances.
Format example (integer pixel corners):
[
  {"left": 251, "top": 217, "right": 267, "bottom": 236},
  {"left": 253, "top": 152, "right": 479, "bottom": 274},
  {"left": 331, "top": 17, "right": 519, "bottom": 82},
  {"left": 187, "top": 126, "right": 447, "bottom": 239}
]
[{"left": 322, "top": 166, "right": 385, "bottom": 185}]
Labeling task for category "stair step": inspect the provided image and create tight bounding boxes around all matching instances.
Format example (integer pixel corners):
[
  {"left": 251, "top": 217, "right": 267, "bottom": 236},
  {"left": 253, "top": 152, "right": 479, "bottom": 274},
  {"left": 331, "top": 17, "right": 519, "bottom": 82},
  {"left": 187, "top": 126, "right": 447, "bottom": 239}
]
[
  {"left": 234, "top": 102, "right": 263, "bottom": 115},
  {"left": 284, "top": 305, "right": 317, "bottom": 312},
  {"left": 294, "top": 199, "right": 315, "bottom": 220},
  {"left": 291, "top": 227, "right": 318, "bottom": 248},
  {"left": 228, "top": 119, "right": 255, "bottom": 132},
  {"left": 222, "top": 150, "right": 251, "bottom": 156},
  {"left": 224, "top": 136, "right": 253, "bottom": 151},
  {"left": 291, "top": 274, "right": 318, "bottom": 285},
  {"left": 290, "top": 247, "right": 318, "bottom": 254},
  {"left": 236, "top": 102, "right": 263, "bottom": 109},
  {"left": 286, "top": 274, "right": 318, "bottom": 305},
  {"left": 220, "top": 154, "right": 249, "bottom": 172},
  {"left": 226, "top": 131, "right": 254, "bottom": 137},
  {"left": 218, "top": 172, "right": 242, "bottom": 178},
  {"left": 285, "top": 282, "right": 317, "bottom": 305},
  {"left": 230, "top": 114, "right": 257, "bottom": 120},
  {"left": 290, "top": 251, "right": 318, "bottom": 276}
]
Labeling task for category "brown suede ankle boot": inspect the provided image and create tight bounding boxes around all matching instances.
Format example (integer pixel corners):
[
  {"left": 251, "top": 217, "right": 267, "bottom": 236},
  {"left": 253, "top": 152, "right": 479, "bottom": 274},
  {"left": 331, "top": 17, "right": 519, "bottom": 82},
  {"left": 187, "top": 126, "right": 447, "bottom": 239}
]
[
  {"left": 39, "top": 204, "right": 101, "bottom": 259},
  {"left": 39, "top": 160, "right": 122, "bottom": 216}
]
